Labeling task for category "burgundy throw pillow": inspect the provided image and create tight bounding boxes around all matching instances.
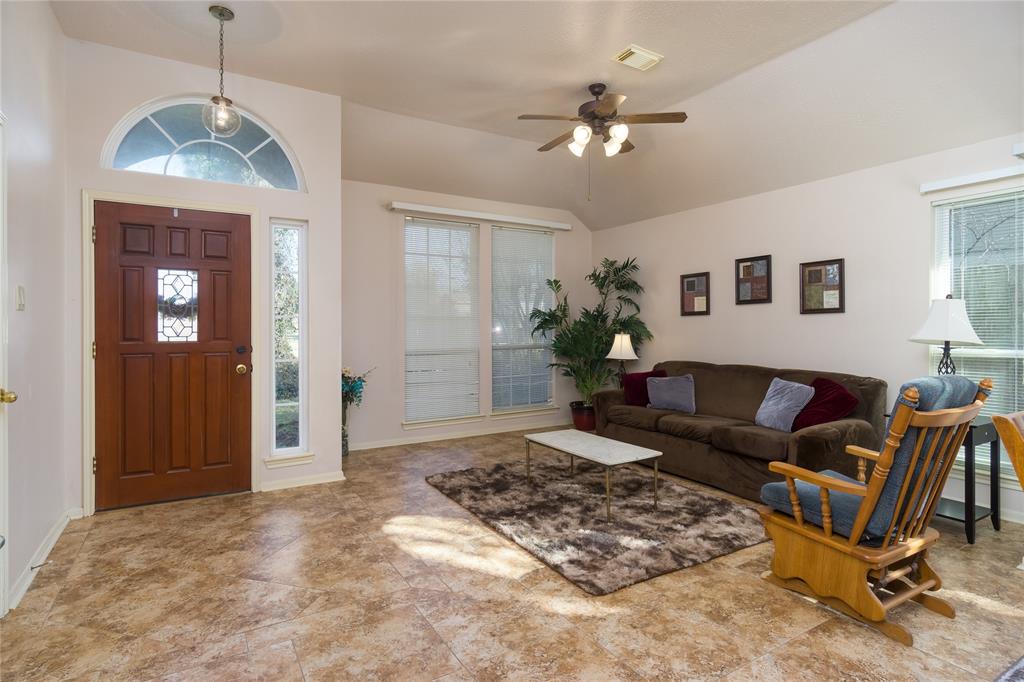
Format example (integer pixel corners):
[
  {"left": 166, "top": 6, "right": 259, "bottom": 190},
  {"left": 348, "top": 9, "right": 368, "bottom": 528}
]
[
  {"left": 792, "top": 377, "right": 859, "bottom": 431},
  {"left": 622, "top": 370, "right": 667, "bottom": 406}
]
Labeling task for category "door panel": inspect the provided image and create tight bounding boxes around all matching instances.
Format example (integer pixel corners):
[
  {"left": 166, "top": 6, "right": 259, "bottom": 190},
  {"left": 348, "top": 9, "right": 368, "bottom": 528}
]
[{"left": 95, "top": 201, "right": 251, "bottom": 510}]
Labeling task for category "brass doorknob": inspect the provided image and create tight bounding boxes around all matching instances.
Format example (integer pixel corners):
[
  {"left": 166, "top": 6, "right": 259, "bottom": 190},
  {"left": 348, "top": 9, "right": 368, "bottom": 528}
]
[
  {"left": 0, "top": 389, "right": 17, "bottom": 404},
  {"left": 235, "top": 364, "right": 248, "bottom": 375}
]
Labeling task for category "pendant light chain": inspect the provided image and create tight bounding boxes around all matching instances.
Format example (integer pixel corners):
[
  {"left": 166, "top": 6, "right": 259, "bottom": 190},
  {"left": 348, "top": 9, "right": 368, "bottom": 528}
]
[{"left": 218, "top": 18, "right": 226, "bottom": 98}]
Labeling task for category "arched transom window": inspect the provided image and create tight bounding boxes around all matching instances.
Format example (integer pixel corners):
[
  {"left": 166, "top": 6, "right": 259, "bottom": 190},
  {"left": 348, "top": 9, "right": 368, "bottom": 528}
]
[{"left": 106, "top": 98, "right": 304, "bottom": 191}]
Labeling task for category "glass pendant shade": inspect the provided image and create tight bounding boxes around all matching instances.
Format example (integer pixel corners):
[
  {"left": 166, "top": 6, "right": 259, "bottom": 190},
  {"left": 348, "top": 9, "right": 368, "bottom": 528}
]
[
  {"left": 203, "top": 95, "right": 242, "bottom": 137},
  {"left": 568, "top": 140, "right": 586, "bottom": 157},
  {"left": 572, "top": 125, "right": 592, "bottom": 145},
  {"left": 609, "top": 123, "right": 629, "bottom": 143},
  {"left": 604, "top": 140, "right": 622, "bottom": 157}
]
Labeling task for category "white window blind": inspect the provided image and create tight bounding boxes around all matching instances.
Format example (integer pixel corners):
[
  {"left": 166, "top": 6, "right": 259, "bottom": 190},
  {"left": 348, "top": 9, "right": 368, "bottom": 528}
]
[
  {"left": 491, "top": 227, "right": 554, "bottom": 410},
  {"left": 404, "top": 217, "right": 480, "bottom": 422},
  {"left": 933, "top": 189, "right": 1024, "bottom": 418}
]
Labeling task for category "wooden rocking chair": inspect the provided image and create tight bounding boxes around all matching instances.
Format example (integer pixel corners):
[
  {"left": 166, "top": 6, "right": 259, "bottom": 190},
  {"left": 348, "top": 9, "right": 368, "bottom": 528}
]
[
  {"left": 759, "top": 376, "right": 991, "bottom": 646},
  {"left": 991, "top": 411, "right": 1024, "bottom": 570}
]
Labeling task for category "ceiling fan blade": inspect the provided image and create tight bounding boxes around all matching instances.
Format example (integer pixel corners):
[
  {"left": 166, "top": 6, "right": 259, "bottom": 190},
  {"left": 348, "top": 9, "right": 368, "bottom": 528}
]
[
  {"left": 518, "top": 114, "right": 580, "bottom": 121},
  {"left": 619, "top": 140, "right": 635, "bottom": 154},
  {"left": 595, "top": 93, "right": 627, "bottom": 117},
  {"left": 537, "top": 130, "right": 574, "bottom": 152},
  {"left": 621, "top": 112, "right": 688, "bottom": 124}
]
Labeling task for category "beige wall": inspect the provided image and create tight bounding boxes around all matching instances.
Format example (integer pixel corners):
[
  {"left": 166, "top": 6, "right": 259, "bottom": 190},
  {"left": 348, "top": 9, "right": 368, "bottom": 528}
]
[
  {"left": 2, "top": 0, "right": 70, "bottom": 606},
  {"left": 62, "top": 40, "right": 343, "bottom": 495},
  {"left": 341, "top": 179, "right": 594, "bottom": 448},
  {"left": 592, "top": 132, "right": 1024, "bottom": 520}
]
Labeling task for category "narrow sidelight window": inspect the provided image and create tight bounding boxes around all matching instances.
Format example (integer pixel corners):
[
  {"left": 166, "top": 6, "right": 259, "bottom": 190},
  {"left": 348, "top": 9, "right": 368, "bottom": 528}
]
[
  {"left": 491, "top": 227, "right": 554, "bottom": 410},
  {"left": 272, "top": 220, "right": 308, "bottom": 452},
  {"left": 404, "top": 217, "right": 480, "bottom": 422}
]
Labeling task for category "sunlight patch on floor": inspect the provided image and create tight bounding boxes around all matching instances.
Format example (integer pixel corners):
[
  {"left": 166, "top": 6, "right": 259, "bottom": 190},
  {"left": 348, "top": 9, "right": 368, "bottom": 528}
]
[{"left": 381, "top": 515, "right": 537, "bottom": 579}]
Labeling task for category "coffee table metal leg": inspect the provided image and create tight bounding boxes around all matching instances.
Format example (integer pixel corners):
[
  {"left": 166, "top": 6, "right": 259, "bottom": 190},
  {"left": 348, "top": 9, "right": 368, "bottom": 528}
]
[
  {"left": 526, "top": 440, "right": 531, "bottom": 483},
  {"left": 570, "top": 454, "right": 574, "bottom": 475},
  {"left": 654, "top": 459, "right": 659, "bottom": 508},
  {"left": 605, "top": 467, "right": 612, "bottom": 521}
]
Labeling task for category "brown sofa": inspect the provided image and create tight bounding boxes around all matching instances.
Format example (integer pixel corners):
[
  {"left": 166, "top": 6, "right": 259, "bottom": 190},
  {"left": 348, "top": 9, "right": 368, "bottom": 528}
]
[{"left": 593, "top": 361, "right": 888, "bottom": 501}]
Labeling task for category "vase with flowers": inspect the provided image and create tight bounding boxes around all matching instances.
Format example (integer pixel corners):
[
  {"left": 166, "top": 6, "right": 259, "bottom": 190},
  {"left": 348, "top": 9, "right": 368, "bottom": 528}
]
[{"left": 341, "top": 367, "right": 373, "bottom": 456}]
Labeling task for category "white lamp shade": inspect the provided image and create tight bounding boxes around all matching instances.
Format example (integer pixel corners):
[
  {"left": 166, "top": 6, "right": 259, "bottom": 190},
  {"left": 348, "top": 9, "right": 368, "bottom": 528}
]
[
  {"left": 572, "top": 125, "right": 592, "bottom": 145},
  {"left": 606, "top": 333, "right": 639, "bottom": 360},
  {"left": 909, "top": 298, "right": 983, "bottom": 346},
  {"left": 567, "top": 140, "right": 586, "bottom": 157}
]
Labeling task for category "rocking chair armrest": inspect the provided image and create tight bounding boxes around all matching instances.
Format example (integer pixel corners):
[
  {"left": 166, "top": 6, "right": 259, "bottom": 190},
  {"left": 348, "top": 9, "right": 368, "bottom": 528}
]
[
  {"left": 846, "top": 445, "right": 881, "bottom": 462},
  {"left": 768, "top": 462, "right": 868, "bottom": 497}
]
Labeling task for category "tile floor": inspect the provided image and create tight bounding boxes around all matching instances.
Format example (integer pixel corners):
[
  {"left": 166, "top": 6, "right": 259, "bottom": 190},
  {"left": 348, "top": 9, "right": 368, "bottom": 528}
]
[{"left": 2, "top": 429, "right": 1022, "bottom": 680}]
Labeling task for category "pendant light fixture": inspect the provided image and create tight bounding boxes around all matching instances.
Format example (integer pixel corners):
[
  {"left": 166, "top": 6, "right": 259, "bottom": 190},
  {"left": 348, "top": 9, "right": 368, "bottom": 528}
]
[{"left": 202, "top": 5, "right": 242, "bottom": 138}]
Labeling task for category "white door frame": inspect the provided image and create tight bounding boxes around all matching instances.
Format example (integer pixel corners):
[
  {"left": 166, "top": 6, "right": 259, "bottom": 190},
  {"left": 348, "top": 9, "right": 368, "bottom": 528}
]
[
  {"left": 0, "top": 111, "right": 10, "bottom": 616},
  {"left": 80, "top": 189, "right": 268, "bottom": 516}
]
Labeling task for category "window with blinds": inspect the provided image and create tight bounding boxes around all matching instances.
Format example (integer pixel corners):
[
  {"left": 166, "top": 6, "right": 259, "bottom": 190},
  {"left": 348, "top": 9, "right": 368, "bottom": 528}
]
[
  {"left": 491, "top": 227, "right": 555, "bottom": 411},
  {"left": 404, "top": 217, "right": 480, "bottom": 422},
  {"left": 933, "top": 189, "right": 1024, "bottom": 418}
]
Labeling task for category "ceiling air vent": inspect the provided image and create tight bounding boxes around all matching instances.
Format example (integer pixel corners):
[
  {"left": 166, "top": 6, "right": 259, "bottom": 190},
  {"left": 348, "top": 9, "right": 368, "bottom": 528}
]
[{"left": 613, "top": 44, "right": 664, "bottom": 71}]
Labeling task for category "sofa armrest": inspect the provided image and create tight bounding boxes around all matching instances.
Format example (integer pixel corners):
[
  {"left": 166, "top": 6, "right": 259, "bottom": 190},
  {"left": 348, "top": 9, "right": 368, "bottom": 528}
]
[
  {"left": 786, "top": 418, "right": 877, "bottom": 478},
  {"left": 593, "top": 389, "right": 625, "bottom": 434}
]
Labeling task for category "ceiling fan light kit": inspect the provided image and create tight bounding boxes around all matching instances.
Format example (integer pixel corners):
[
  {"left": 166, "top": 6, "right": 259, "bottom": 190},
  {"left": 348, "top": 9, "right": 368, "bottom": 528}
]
[{"left": 518, "top": 82, "right": 686, "bottom": 159}]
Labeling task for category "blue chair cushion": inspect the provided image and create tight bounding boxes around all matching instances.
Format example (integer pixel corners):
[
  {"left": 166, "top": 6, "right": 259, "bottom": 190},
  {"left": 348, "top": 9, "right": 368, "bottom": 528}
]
[
  {"left": 760, "top": 469, "right": 866, "bottom": 540},
  {"left": 761, "top": 375, "right": 986, "bottom": 544}
]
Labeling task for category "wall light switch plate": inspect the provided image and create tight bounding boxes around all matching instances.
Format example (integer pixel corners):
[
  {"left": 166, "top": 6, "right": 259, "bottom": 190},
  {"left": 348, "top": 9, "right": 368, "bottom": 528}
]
[{"left": 15, "top": 285, "right": 25, "bottom": 311}]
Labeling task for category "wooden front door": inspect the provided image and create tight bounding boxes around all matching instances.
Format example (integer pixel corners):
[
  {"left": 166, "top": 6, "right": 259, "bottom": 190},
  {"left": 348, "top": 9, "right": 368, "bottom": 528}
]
[{"left": 94, "top": 201, "right": 251, "bottom": 510}]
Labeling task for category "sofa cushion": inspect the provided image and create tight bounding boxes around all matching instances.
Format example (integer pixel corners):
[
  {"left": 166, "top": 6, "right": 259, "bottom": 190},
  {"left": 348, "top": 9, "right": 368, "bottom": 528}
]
[
  {"left": 711, "top": 424, "right": 790, "bottom": 461},
  {"left": 606, "top": 405, "right": 675, "bottom": 431},
  {"left": 657, "top": 414, "right": 750, "bottom": 443},
  {"left": 622, "top": 370, "right": 667, "bottom": 406},
  {"left": 792, "top": 377, "right": 859, "bottom": 431}
]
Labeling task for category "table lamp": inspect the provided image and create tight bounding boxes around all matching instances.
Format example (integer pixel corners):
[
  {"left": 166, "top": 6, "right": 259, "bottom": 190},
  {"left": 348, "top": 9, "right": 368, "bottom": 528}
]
[
  {"left": 607, "top": 333, "right": 638, "bottom": 386},
  {"left": 909, "top": 295, "right": 983, "bottom": 375}
]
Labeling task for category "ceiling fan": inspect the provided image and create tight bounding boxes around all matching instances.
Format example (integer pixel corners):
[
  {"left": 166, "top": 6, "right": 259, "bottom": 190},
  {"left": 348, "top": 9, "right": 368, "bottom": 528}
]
[{"left": 518, "top": 82, "right": 687, "bottom": 157}]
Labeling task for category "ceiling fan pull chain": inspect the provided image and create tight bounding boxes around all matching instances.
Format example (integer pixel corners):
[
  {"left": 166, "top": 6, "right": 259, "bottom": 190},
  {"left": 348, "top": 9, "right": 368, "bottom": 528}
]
[{"left": 587, "top": 141, "right": 592, "bottom": 202}]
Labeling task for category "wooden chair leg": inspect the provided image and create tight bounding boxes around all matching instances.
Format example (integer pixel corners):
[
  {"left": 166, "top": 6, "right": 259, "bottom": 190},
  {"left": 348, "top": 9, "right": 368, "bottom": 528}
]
[{"left": 762, "top": 571, "right": 914, "bottom": 647}]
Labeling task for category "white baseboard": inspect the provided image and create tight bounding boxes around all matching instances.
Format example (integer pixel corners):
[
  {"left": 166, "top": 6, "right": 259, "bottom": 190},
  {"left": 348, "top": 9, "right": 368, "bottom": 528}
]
[
  {"left": 259, "top": 470, "right": 346, "bottom": 492},
  {"left": 350, "top": 420, "right": 572, "bottom": 452},
  {"left": 7, "top": 508, "right": 77, "bottom": 611}
]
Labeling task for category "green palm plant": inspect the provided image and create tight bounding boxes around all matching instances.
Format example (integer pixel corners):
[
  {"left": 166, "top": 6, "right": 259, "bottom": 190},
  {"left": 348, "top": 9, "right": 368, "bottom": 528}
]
[{"left": 530, "top": 258, "right": 653, "bottom": 405}]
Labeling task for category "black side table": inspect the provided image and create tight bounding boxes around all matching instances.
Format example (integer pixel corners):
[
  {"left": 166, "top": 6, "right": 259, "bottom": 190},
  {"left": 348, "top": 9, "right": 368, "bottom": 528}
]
[{"left": 935, "top": 416, "right": 1001, "bottom": 543}]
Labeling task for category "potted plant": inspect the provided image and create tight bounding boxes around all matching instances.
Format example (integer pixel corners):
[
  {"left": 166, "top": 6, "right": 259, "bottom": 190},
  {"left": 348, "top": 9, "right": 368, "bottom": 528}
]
[
  {"left": 530, "top": 258, "right": 652, "bottom": 431},
  {"left": 341, "top": 367, "right": 373, "bottom": 456}
]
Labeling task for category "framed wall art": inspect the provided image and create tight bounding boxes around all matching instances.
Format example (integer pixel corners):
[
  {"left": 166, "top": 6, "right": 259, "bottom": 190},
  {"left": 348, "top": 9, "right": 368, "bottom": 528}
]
[
  {"left": 800, "top": 258, "right": 845, "bottom": 314},
  {"left": 680, "top": 272, "right": 710, "bottom": 316},
  {"left": 735, "top": 255, "right": 772, "bottom": 304}
]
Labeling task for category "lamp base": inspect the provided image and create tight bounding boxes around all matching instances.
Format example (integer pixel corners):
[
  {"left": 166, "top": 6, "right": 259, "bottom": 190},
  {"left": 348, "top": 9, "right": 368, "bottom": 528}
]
[
  {"left": 617, "top": 360, "right": 626, "bottom": 387},
  {"left": 936, "top": 341, "right": 956, "bottom": 375}
]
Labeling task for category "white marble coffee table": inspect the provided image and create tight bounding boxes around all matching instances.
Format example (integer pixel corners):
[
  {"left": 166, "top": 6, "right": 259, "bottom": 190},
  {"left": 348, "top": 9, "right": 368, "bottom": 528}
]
[{"left": 524, "top": 430, "right": 663, "bottom": 521}]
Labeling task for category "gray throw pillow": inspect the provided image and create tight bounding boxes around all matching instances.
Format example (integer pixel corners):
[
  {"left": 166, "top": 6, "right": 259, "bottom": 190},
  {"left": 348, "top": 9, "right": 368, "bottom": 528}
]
[
  {"left": 647, "top": 375, "right": 696, "bottom": 413},
  {"left": 755, "top": 378, "right": 816, "bottom": 432}
]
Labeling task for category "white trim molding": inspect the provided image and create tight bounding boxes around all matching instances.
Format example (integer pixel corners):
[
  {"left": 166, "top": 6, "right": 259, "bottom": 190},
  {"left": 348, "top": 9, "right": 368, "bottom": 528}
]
[
  {"left": 920, "top": 164, "right": 1024, "bottom": 194},
  {"left": 259, "top": 470, "right": 345, "bottom": 492},
  {"left": 80, "top": 190, "right": 268, "bottom": 515},
  {"left": 388, "top": 201, "right": 572, "bottom": 231},
  {"left": 263, "top": 452, "right": 316, "bottom": 469},
  {"left": 7, "top": 508, "right": 77, "bottom": 611},
  {"left": 354, "top": 419, "right": 571, "bottom": 452}
]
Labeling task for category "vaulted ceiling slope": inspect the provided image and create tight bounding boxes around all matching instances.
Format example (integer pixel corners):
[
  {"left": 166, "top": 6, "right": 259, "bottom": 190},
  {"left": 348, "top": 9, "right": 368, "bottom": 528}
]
[{"left": 54, "top": 1, "right": 1022, "bottom": 230}]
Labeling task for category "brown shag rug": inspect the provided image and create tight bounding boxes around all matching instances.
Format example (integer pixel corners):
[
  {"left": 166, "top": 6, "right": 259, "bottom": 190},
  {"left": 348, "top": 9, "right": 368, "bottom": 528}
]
[{"left": 426, "top": 459, "right": 766, "bottom": 595}]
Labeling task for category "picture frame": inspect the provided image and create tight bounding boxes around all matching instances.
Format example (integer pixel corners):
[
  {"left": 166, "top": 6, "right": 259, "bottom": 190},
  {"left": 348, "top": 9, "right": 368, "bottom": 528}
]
[
  {"left": 800, "top": 258, "right": 845, "bottom": 314},
  {"left": 735, "top": 255, "right": 772, "bottom": 304},
  {"left": 680, "top": 272, "right": 710, "bottom": 316}
]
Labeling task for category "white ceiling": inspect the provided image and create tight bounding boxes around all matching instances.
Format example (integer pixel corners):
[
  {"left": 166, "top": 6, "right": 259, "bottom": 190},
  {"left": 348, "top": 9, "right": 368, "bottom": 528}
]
[{"left": 52, "top": 1, "right": 1023, "bottom": 230}]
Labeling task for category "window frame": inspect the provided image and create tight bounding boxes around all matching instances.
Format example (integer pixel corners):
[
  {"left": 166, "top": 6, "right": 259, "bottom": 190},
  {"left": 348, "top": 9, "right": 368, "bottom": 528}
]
[
  {"left": 270, "top": 218, "right": 310, "bottom": 457},
  {"left": 931, "top": 186, "right": 1023, "bottom": 484},
  {"left": 489, "top": 225, "right": 556, "bottom": 415},
  {"left": 101, "top": 95, "right": 307, "bottom": 193}
]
